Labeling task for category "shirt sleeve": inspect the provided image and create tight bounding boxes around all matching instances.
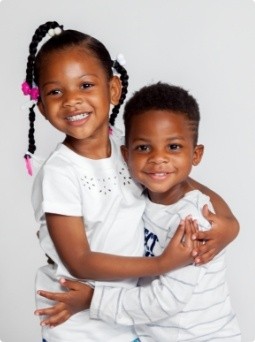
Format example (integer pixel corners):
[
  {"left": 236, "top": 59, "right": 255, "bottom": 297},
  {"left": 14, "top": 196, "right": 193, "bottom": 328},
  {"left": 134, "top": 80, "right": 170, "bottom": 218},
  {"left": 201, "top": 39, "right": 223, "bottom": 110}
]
[
  {"left": 90, "top": 264, "right": 206, "bottom": 325},
  {"left": 32, "top": 161, "right": 82, "bottom": 221}
]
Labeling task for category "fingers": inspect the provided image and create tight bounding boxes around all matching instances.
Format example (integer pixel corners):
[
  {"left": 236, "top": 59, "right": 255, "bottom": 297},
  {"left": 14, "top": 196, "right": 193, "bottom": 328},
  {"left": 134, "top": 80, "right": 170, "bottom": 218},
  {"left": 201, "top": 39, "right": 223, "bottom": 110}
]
[
  {"left": 37, "top": 290, "right": 65, "bottom": 302},
  {"left": 202, "top": 204, "right": 216, "bottom": 226},
  {"left": 59, "top": 278, "right": 80, "bottom": 291},
  {"left": 40, "top": 307, "right": 71, "bottom": 328},
  {"left": 35, "top": 304, "right": 61, "bottom": 318},
  {"left": 195, "top": 228, "right": 215, "bottom": 241},
  {"left": 172, "top": 219, "right": 185, "bottom": 243},
  {"left": 194, "top": 247, "right": 215, "bottom": 265},
  {"left": 35, "top": 303, "right": 71, "bottom": 328},
  {"left": 41, "top": 311, "right": 70, "bottom": 328},
  {"left": 193, "top": 240, "right": 216, "bottom": 264},
  {"left": 183, "top": 218, "right": 195, "bottom": 249},
  {"left": 61, "top": 278, "right": 92, "bottom": 292}
]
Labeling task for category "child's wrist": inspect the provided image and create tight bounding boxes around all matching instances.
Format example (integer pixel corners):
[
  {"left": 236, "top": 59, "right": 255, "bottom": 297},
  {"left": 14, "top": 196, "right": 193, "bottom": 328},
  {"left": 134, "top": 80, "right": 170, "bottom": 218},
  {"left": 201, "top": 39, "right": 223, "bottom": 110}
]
[{"left": 156, "top": 253, "right": 171, "bottom": 274}]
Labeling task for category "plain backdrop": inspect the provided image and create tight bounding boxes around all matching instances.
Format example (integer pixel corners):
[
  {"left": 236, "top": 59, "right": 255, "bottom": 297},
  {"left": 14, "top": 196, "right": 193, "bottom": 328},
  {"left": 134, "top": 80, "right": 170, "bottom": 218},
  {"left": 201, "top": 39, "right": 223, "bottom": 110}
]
[{"left": 0, "top": 0, "right": 254, "bottom": 341}]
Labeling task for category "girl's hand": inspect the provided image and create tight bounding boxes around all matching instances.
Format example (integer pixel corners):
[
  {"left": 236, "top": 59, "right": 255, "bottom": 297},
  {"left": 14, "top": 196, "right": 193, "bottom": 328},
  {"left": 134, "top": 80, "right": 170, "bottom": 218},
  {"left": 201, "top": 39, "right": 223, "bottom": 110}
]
[
  {"left": 192, "top": 204, "right": 238, "bottom": 265},
  {"left": 161, "top": 217, "right": 197, "bottom": 270},
  {"left": 35, "top": 278, "right": 93, "bottom": 327}
]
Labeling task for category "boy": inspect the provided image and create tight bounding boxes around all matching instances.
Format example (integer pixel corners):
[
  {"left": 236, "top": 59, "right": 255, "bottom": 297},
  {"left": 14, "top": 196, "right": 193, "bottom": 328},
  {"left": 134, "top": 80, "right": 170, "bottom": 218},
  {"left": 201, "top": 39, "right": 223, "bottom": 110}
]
[{"left": 88, "top": 82, "right": 241, "bottom": 341}]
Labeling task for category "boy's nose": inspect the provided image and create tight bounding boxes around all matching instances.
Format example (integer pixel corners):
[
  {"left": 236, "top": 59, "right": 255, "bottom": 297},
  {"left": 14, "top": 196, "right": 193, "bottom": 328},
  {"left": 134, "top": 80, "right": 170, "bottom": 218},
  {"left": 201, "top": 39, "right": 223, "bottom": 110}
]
[{"left": 148, "top": 152, "right": 169, "bottom": 164}]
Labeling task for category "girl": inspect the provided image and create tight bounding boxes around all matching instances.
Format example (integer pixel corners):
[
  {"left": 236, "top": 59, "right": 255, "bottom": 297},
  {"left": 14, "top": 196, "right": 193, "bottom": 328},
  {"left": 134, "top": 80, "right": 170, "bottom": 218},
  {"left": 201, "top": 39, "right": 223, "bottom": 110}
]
[{"left": 22, "top": 21, "right": 238, "bottom": 341}]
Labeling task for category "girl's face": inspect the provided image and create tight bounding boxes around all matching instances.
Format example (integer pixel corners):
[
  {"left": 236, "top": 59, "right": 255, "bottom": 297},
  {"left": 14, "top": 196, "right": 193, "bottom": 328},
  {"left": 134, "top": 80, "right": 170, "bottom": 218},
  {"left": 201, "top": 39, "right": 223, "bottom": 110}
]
[
  {"left": 122, "top": 110, "right": 204, "bottom": 205},
  {"left": 37, "top": 47, "right": 120, "bottom": 144}
]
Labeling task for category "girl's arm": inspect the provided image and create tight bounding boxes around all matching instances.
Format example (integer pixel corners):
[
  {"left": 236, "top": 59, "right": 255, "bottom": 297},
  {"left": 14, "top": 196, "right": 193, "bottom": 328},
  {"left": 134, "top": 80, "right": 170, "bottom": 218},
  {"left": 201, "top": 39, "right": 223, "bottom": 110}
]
[
  {"left": 188, "top": 177, "right": 239, "bottom": 264},
  {"left": 47, "top": 214, "right": 194, "bottom": 280}
]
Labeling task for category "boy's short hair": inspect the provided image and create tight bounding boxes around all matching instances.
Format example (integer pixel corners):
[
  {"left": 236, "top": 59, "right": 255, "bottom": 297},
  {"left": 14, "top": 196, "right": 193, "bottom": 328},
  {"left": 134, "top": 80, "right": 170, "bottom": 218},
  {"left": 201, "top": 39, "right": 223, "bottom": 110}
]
[{"left": 123, "top": 82, "right": 200, "bottom": 145}]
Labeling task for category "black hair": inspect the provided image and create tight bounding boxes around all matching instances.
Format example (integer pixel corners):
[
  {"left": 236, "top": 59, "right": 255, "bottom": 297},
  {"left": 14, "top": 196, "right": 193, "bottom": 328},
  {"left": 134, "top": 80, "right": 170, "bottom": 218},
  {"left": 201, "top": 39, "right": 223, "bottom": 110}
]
[
  {"left": 123, "top": 82, "right": 200, "bottom": 145},
  {"left": 23, "top": 21, "right": 128, "bottom": 163}
]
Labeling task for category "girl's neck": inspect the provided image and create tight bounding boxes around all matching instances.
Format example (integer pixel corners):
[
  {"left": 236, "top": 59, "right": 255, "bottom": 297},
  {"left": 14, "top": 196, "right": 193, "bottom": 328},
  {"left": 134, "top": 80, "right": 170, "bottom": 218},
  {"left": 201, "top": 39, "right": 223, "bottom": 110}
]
[{"left": 64, "top": 134, "right": 111, "bottom": 160}]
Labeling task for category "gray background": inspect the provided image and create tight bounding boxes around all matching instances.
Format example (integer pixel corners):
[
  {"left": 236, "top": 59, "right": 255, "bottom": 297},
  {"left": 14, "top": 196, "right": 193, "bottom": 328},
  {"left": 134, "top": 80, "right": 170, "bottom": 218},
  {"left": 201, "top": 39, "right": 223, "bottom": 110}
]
[{"left": 0, "top": 0, "right": 254, "bottom": 341}]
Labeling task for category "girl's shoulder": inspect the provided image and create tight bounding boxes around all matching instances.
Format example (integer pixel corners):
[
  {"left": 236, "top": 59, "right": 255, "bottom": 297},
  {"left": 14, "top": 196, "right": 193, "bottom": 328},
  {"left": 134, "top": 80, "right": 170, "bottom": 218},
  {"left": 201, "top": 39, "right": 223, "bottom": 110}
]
[{"left": 109, "top": 125, "right": 125, "bottom": 145}]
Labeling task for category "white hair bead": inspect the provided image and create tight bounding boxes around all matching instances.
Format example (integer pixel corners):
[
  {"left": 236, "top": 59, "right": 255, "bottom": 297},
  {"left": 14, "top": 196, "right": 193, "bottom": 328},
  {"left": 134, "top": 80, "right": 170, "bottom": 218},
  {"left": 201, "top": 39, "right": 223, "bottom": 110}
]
[
  {"left": 48, "top": 28, "right": 55, "bottom": 37},
  {"left": 54, "top": 27, "right": 62, "bottom": 35},
  {"left": 116, "top": 53, "right": 126, "bottom": 66},
  {"left": 48, "top": 27, "right": 62, "bottom": 37}
]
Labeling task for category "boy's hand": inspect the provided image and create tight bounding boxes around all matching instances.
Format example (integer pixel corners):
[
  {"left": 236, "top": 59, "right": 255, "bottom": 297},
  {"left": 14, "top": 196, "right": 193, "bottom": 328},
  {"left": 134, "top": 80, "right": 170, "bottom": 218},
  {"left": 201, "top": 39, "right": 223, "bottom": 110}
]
[
  {"left": 192, "top": 204, "right": 235, "bottom": 265},
  {"left": 35, "top": 278, "right": 93, "bottom": 327}
]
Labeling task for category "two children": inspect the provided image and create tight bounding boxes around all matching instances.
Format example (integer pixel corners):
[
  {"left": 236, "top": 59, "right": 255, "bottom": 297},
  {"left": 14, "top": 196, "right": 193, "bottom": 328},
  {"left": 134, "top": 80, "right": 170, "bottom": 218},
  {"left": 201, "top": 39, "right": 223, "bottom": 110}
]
[
  {"left": 88, "top": 83, "right": 241, "bottom": 341},
  {"left": 22, "top": 21, "right": 239, "bottom": 341}
]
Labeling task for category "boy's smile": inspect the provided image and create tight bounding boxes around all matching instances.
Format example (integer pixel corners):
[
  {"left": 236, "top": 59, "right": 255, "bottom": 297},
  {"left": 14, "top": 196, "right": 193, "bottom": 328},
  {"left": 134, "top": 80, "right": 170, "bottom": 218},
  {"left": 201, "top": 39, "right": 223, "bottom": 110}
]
[{"left": 122, "top": 110, "right": 204, "bottom": 205}]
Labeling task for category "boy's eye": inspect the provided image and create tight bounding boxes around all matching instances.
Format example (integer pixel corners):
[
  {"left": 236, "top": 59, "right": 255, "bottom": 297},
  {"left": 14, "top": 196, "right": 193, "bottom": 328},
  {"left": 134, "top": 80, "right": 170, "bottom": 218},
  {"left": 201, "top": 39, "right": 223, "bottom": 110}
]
[
  {"left": 136, "top": 145, "right": 151, "bottom": 152},
  {"left": 168, "top": 144, "right": 181, "bottom": 151}
]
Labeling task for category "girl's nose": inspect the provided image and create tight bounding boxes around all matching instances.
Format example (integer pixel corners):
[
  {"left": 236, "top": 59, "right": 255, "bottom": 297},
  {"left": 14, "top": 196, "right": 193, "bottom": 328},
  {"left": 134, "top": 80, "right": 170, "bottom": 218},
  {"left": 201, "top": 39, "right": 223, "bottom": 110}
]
[{"left": 63, "top": 92, "right": 82, "bottom": 107}]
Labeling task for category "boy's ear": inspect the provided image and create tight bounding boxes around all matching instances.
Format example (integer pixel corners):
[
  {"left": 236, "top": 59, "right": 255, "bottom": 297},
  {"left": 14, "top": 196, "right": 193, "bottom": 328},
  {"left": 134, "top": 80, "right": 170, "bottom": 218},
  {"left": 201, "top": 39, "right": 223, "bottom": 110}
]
[
  {"left": 110, "top": 76, "right": 122, "bottom": 106},
  {"left": 192, "top": 144, "right": 204, "bottom": 166},
  {"left": 121, "top": 145, "right": 129, "bottom": 163}
]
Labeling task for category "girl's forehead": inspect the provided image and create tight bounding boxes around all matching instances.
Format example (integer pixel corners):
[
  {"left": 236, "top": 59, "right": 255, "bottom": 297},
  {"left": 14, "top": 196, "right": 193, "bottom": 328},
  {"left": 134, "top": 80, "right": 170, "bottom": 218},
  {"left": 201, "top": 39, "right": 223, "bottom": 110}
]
[
  {"left": 37, "top": 53, "right": 109, "bottom": 89},
  {"left": 43, "top": 46, "right": 96, "bottom": 61},
  {"left": 39, "top": 47, "right": 104, "bottom": 74}
]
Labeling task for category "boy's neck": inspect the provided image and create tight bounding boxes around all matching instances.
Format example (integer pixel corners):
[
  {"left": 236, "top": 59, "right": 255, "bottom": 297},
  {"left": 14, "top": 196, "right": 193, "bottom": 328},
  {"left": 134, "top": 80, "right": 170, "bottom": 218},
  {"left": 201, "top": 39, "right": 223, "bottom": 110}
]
[{"left": 147, "top": 180, "right": 195, "bottom": 205}]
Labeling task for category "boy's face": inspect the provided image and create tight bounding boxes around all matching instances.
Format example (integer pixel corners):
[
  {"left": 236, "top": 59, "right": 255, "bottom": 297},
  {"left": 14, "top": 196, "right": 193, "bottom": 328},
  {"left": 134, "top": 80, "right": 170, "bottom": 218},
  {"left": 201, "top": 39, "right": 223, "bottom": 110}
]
[{"left": 122, "top": 110, "right": 204, "bottom": 204}]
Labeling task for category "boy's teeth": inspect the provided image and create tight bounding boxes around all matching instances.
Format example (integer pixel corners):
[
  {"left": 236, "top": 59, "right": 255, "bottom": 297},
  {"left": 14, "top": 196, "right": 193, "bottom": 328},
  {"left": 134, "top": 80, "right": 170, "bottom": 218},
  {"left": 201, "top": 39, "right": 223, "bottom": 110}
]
[{"left": 67, "top": 113, "right": 88, "bottom": 122}]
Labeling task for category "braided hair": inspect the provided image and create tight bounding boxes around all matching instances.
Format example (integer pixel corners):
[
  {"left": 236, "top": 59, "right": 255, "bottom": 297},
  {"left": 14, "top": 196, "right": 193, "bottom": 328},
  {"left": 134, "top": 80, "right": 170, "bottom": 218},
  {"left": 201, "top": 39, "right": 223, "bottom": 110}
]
[
  {"left": 22, "top": 21, "right": 129, "bottom": 174},
  {"left": 109, "top": 61, "right": 129, "bottom": 126}
]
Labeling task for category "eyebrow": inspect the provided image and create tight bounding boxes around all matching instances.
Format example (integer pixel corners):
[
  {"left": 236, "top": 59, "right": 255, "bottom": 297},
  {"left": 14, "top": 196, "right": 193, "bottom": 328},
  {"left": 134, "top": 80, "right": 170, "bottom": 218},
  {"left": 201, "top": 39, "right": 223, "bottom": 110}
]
[{"left": 131, "top": 136, "right": 186, "bottom": 143}]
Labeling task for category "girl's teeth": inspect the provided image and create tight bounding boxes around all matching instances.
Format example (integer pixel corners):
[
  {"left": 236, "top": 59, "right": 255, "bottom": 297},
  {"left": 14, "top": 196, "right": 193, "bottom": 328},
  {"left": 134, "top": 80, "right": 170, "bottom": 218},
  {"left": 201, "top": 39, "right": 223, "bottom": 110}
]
[{"left": 67, "top": 113, "right": 88, "bottom": 122}]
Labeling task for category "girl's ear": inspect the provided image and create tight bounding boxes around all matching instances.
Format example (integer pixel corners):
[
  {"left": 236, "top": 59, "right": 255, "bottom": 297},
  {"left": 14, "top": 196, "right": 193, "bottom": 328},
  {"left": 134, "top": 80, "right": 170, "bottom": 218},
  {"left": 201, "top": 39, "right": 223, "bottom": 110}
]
[
  {"left": 37, "top": 100, "right": 46, "bottom": 118},
  {"left": 192, "top": 144, "right": 204, "bottom": 166},
  {"left": 110, "top": 76, "right": 122, "bottom": 106},
  {"left": 121, "top": 145, "right": 129, "bottom": 163}
]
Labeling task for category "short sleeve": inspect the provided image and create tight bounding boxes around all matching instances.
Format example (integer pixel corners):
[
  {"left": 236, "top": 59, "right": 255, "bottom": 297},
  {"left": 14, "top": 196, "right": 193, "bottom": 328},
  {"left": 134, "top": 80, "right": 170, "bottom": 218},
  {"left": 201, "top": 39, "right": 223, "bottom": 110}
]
[{"left": 32, "top": 162, "right": 82, "bottom": 221}]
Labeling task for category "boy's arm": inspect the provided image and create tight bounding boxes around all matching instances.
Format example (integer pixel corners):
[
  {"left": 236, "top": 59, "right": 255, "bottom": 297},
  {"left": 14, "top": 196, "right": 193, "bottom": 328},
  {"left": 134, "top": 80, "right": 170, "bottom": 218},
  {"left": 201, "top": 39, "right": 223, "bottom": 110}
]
[
  {"left": 36, "top": 267, "right": 203, "bottom": 327},
  {"left": 90, "top": 262, "right": 204, "bottom": 325},
  {"left": 35, "top": 219, "right": 197, "bottom": 327},
  {"left": 188, "top": 178, "right": 239, "bottom": 264}
]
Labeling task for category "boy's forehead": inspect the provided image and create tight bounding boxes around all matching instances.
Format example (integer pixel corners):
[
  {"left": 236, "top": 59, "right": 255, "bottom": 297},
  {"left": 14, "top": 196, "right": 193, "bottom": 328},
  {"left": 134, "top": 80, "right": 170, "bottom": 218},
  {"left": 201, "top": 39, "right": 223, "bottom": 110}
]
[
  {"left": 128, "top": 110, "right": 191, "bottom": 135},
  {"left": 129, "top": 109, "right": 188, "bottom": 125},
  {"left": 131, "top": 109, "right": 186, "bottom": 118}
]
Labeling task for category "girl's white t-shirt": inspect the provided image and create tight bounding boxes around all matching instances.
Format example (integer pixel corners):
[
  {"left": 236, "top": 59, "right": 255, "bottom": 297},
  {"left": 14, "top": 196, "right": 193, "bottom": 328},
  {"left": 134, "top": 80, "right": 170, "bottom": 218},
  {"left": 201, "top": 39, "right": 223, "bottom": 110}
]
[{"left": 32, "top": 128, "right": 145, "bottom": 342}]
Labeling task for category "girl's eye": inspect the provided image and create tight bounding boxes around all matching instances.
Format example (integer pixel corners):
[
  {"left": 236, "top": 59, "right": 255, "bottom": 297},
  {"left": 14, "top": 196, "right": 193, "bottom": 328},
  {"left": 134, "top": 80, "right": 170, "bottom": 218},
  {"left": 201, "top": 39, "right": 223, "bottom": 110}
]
[
  {"left": 81, "top": 82, "right": 93, "bottom": 89},
  {"left": 47, "top": 89, "right": 61, "bottom": 96},
  {"left": 136, "top": 145, "right": 150, "bottom": 152}
]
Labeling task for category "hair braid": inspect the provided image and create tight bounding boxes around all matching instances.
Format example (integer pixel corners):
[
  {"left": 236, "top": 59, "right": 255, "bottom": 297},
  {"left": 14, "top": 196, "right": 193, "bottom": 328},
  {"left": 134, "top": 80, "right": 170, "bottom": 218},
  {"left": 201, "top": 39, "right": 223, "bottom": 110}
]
[
  {"left": 27, "top": 104, "right": 36, "bottom": 154},
  {"left": 109, "top": 61, "right": 129, "bottom": 126},
  {"left": 23, "top": 21, "right": 62, "bottom": 167}
]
